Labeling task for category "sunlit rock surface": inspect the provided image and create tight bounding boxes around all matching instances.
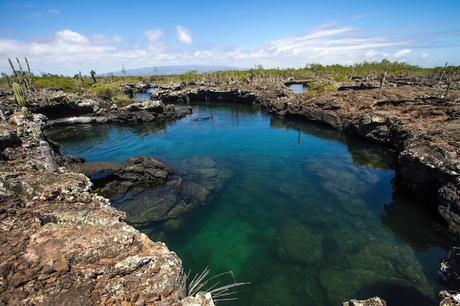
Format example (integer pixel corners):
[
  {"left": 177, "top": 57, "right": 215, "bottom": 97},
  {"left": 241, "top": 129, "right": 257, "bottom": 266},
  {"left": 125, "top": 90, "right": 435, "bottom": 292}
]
[{"left": 0, "top": 107, "right": 187, "bottom": 305}]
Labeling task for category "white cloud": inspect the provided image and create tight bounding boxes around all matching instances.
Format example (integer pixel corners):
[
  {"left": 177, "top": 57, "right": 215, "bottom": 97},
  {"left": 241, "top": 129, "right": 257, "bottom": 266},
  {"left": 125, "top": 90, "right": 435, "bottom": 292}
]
[
  {"left": 144, "top": 29, "right": 163, "bottom": 42},
  {"left": 421, "top": 52, "right": 429, "bottom": 58},
  {"left": 365, "top": 50, "right": 378, "bottom": 57},
  {"left": 394, "top": 48, "right": 411, "bottom": 58},
  {"left": 176, "top": 25, "right": 192, "bottom": 44},
  {"left": 0, "top": 24, "right": 416, "bottom": 75},
  {"left": 55, "top": 29, "right": 89, "bottom": 44},
  {"left": 48, "top": 9, "right": 60, "bottom": 15},
  {"left": 91, "top": 34, "right": 122, "bottom": 44}
]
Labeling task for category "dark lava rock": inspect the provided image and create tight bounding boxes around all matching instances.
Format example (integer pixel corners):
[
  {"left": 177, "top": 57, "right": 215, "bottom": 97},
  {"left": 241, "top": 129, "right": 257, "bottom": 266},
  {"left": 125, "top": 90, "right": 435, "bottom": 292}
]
[
  {"left": 97, "top": 156, "right": 173, "bottom": 197},
  {"left": 110, "top": 156, "right": 232, "bottom": 230},
  {"left": 440, "top": 247, "right": 460, "bottom": 289},
  {"left": 0, "top": 128, "right": 21, "bottom": 151}
]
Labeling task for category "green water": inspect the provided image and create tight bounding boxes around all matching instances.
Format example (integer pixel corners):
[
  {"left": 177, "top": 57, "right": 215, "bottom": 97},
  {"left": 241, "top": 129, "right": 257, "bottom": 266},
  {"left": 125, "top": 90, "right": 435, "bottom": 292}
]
[{"left": 46, "top": 103, "right": 455, "bottom": 306}]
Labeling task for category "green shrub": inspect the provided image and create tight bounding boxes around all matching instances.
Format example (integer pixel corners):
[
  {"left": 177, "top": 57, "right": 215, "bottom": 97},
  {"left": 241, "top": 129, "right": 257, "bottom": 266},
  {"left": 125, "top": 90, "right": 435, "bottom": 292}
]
[
  {"left": 305, "top": 79, "right": 338, "bottom": 95},
  {"left": 34, "top": 74, "right": 92, "bottom": 92},
  {"left": 90, "top": 82, "right": 130, "bottom": 103}
]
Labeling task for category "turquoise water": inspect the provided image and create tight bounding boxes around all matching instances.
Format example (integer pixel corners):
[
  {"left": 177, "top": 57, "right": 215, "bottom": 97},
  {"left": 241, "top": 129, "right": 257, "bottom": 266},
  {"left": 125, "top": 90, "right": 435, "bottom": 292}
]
[{"left": 46, "top": 103, "right": 456, "bottom": 306}]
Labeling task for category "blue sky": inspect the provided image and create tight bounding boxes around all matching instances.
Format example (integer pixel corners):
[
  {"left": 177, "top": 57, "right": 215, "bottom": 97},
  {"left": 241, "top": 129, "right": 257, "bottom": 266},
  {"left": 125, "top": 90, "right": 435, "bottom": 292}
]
[{"left": 0, "top": 0, "right": 459, "bottom": 74}]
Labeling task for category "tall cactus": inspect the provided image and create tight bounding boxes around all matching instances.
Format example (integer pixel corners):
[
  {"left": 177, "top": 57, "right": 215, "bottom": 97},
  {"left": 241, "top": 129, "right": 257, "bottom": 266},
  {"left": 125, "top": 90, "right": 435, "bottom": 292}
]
[
  {"left": 24, "top": 57, "right": 35, "bottom": 91},
  {"left": 90, "top": 69, "right": 97, "bottom": 84},
  {"left": 74, "top": 71, "right": 84, "bottom": 91},
  {"left": 12, "top": 82, "right": 26, "bottom": 107},
  {"left": 7, "top": 58, "right": 35, "bottom": 92},
  {"left": 8, "top": 58, "right": 21, "bottom": 85},
  {"left": 16, "top": 57, "right": 30, "bottom": 91}
]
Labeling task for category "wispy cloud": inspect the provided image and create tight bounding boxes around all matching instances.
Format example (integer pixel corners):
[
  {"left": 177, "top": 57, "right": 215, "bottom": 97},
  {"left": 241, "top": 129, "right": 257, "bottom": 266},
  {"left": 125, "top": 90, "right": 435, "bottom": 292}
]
[
  {"left": 394, "top": 48, "right": 411, "bottom": 58},
  {"left": 176, "top": 25, "right": 192, "bottom": 44},
  {"left": 0, "top": 23, "right": 454, "bottom": 74},
  {"left": 144, "top": 29, "right": 163, "bottom": 42}
]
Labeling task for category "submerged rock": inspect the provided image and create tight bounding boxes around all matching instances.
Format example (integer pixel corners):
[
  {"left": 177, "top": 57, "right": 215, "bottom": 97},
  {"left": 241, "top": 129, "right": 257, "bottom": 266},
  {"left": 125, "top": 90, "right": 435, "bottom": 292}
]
[
  {"left": 319, "top": 239, "right": 432, "bottom": 305},
  {"left": 110, "top": 156, "right": 232, "bottom": 230},
  {"left": 276, "top": 222, "right": 322, "bottom": 265},
  {"left": 108, "top": 157, "right": 230, "bottom": 229}
]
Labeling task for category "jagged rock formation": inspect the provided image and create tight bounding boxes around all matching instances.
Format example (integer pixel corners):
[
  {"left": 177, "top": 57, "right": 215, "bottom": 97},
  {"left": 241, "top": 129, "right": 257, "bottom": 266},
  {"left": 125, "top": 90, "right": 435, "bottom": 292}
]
[
  {"left": 1, "top": 88, "right": 192, "bottom": 128},
  {"left": 158, "top": 82, "right": 460, "bottom": 233},
  {"left": 109, "top": 156, "right": 232, "bottom": 231},
  {"left": 440, "top": 247, "right": 460, "bottom": 306},
  {"left": 0, "top": 106, "right": 190, "bottom": 305},
  {"left": 342, "top": 297, "right": 387, "bottom": 306},
  {"left": 440, "top": 291, "right": 460, "bottom": 306}
]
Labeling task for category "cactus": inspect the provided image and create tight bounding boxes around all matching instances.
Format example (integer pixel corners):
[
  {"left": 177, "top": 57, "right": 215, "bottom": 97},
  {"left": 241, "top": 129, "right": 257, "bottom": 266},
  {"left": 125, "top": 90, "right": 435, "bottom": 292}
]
[
  {"left": 24, "top": 57, "right": 35, "bottom": 91},
  {"left": 17, "top": 57, "right": 31, "bottom": 91},
  {"left": 12, "top": 82, "right": 27, "bottom": 107},
  {"left": 90, "top": 69, "right": 97, "bottom": 84},
  {"left": 8, "top": 58, "right": 22, "bottom": 87},
  {"left": 73, "top": 71, "right": 84, "bottom": 91},
  {"left": 7, "top": 58, "right": 35, "bottom": 92}
]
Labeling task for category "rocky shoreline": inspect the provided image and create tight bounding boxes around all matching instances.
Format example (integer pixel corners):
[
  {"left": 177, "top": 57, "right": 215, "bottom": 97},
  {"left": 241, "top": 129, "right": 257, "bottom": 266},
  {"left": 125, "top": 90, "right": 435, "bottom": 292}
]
[{"left": 0, "top": 95, "right": 199, "bottom": 305}]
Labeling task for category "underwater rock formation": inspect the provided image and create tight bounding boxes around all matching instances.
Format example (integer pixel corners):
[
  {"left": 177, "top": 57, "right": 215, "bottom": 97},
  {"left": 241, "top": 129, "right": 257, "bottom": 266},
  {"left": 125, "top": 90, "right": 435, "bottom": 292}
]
[
  {"left": 110, "top": 156, "right": 232, "bottom": 231},
  {"left": 319, "top": 239, "right": 432, "bottom": 305},
  {"left": 276, "top": 222, "right": 322, "bottom": 265}
]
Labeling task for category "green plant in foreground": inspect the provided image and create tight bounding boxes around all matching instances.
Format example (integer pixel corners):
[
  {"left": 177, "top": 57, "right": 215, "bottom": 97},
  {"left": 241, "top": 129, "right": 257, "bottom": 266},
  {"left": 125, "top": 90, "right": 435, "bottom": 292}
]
[{"left": 12, "top": 82, "right": 27, "bottom": 107}]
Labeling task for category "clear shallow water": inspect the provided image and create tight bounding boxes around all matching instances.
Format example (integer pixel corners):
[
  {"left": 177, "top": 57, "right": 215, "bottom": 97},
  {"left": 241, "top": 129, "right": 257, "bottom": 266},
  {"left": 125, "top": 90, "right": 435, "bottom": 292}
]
[
  {"left": 46, "top": 103, "right": 456, "bottom": 306},
  {"left": 133, "top": 87, "right": 154, "bottom": 101},
  {"left": 289, "top": 84, "right": 308, "bottom": 94}
]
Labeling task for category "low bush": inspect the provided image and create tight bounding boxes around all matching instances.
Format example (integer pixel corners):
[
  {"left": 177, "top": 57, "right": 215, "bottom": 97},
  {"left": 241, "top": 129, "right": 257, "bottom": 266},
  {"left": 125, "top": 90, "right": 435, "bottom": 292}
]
[
  {"left": 305, "top": 79, "right": 338, "bottom": 95},
  {"left": 90, "top": 83, "right": 130, "bottom": 103}
]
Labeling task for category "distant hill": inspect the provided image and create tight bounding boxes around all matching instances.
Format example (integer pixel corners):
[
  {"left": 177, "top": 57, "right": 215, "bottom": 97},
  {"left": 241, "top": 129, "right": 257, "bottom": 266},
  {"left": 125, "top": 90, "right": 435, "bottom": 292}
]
[{"left": 102, "top": 65, "right": 240, "bottom": 76}]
